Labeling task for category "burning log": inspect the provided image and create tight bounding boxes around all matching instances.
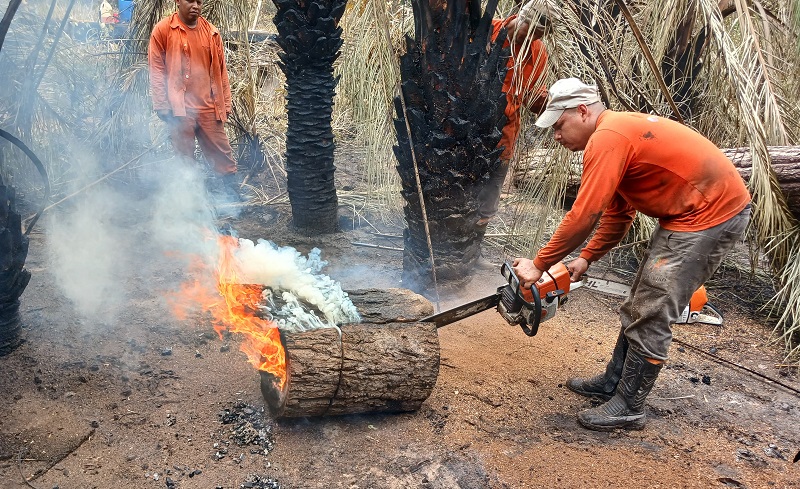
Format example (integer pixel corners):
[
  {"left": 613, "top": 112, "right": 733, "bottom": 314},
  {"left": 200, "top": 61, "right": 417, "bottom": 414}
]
[
  {"left": 260, "top": 288, "right": 439, "bottom": 418},
  {"left": 177, "top": 236, "right": 441, "bottom": 418},
  {"left": 261, "top": 322, "right": 439, "bottom": 417},
  {"left": 0, "top": 174, "right": 30, "bottom": 356}
]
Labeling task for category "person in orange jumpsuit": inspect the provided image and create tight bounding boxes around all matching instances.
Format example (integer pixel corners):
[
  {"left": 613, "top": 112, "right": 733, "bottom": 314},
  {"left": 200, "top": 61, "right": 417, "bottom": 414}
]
[
  {"left": 148, "top": 0, "right": 239, "bottom": 198},
  {"left": 513, "top": 78, "right": 751, "bottom": 431},
  {"left": 477, "top": 2, "right": 551, "bottom": 231}
]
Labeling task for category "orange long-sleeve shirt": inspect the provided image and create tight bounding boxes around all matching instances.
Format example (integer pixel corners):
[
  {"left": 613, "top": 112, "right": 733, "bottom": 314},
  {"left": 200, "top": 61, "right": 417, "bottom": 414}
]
[
  {"left": 148, "top": 13, "right": 232, "bottom": 122},
  {"left": 533, "top": 111, "right": 751, "bottom": 271},
  {"left": 491, "top": 17, "right": 548, "bottom": 160}
]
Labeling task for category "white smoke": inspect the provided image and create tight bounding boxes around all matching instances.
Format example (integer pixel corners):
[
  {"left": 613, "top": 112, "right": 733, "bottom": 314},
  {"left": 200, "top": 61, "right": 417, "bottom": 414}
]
[
  {"left": 45, "top": 156, "right": 219, "bottom": 323},
  {"left": 234, "top": 239, "right": 361, "bottom": 331},
  {"left": 44, "top": 152, "right": 357, "bottom": 333},
  {"left": 46, "top": 186, "right": 130, "bottom": 319}
]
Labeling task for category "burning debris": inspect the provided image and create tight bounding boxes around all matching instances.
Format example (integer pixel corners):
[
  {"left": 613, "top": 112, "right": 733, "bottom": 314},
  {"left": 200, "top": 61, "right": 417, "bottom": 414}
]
[
  {"left": 204, "top": 403, "right": 282, "bottom": 488},
  {"left": 172, "top": 232, "right": 360, "bottom": 392},
  {"left": 234, "top": 238, "right": 361, "bottom": 330},
  {"left": 240, "top": 474, "right": 282, "bottom": 489}
]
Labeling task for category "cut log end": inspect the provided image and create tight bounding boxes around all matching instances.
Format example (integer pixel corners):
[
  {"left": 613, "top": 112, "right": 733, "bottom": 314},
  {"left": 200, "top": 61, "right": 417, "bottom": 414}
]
[
  {"left": 260, "top": 321, "right": 439, "bottom": 418},
  {"left": 260, "top": 370, "right": 288, "bottom": 417}
]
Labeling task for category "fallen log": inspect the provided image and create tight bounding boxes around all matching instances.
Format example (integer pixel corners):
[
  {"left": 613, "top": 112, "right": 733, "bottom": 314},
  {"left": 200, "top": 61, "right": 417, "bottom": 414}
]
[
  {"left": 726, "top": 146, "right": 800, "bottom": 220},
  {"left": 513, "top": 146, "right": 800, "bottom": 219},
  {"left": 260, "top": 288, "right": 439, "bottom": 418}
]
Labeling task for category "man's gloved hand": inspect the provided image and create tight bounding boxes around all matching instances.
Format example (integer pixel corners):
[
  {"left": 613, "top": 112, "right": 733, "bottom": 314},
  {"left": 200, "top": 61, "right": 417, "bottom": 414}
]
[{"left": 156, "top": 109, "right": 172, "bottom": 122}]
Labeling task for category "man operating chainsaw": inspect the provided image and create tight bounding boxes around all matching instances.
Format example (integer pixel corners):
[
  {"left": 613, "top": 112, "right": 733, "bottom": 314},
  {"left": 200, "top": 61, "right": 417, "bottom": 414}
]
[{"left": 512, "top": 77, "right": 751, "bottom": 431}]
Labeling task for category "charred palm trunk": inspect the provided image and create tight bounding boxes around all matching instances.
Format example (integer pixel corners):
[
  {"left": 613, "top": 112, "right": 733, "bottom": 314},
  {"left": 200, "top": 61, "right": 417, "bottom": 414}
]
[
  {"left": 0, "top": 174, "right": 30, "bottom": 356},
  {"left": 394, "top": 0, "right": 508, "bottom": 293},
  {"left": 659, "top": 4, "right": 707, "bottom": 121},
  {"left": 273, "top": 0, "right": 346, "bottom": 234}
]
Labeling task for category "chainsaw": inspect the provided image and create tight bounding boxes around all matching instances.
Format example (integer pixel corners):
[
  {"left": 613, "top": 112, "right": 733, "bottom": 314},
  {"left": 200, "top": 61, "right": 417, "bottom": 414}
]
[{"left": 422, "top": 261, "right": 724, "bottom": 336}]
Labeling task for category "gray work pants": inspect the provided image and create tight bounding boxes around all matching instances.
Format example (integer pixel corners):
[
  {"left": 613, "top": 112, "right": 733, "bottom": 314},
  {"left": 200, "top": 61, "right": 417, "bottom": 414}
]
[
  {"left": 477, "top": 159, "right": 510, "bottom": 220},
  {"left": 620, "top": 205, "right": 751, "bottom": 360}
]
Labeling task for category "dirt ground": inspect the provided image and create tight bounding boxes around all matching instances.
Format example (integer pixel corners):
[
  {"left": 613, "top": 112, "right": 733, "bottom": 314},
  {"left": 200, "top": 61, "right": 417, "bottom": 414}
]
[{"left": 1, "top": 176, "right": 799, "bottom": 489}]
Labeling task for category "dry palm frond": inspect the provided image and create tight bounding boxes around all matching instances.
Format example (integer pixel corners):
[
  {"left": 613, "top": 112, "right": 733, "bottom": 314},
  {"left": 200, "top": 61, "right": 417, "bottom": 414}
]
[
  {"left": 697, "top": 0, "right": 800, "bottom": 359},
  {"left": 334, "top": 0, "right": 409, "bottom": 227}
]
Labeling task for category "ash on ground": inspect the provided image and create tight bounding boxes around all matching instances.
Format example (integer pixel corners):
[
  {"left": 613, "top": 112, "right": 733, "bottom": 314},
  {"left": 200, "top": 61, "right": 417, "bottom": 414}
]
[
  {"left": 213, "top": 402, "right": 281, "bottom": 488},
  {"left": 217, "top": 402, "right": 276, "bottom": 455},
  {"left": 240, "top": 473, "right": 282, "bottom": 489}
]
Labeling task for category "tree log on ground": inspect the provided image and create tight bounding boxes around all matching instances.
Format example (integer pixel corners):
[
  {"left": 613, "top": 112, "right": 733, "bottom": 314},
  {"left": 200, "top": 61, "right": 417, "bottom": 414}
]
[
  {"left": 261, "top": 322, "right": 439, "bottom": 418},
  {"left": 345, "top": 288, "right": 434, "bottom": 323},
  {"left": 514, "top": 146, "right": 800, "bottom": 219},
  {"left": 261, "top": 287, "right": 439, "bottom": 418}
]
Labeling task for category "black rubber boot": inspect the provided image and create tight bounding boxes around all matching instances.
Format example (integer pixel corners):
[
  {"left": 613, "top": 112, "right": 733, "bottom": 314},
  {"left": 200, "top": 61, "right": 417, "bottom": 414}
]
[
  {"left": 577, "top": 349, "right": 662, "bottom": 431},
  {"left": 220, "top": 173, "right": 245, "bottom": 203},
  {"left": 566, "top": 329, "right": 628, "bottom": 401}
]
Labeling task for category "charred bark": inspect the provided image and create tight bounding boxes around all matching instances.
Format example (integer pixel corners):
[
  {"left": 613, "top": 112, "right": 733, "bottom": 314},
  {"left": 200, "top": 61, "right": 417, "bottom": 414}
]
[
  {"left": 394, "top": 0, "right": 508, "bottom": 293},
  {"left": 273, "top": 0, "right": 346, "bottom": 234},
  {"left": 659, "top": 4, "right": 708, "bottom": 121},
  {"left": 0, "top": 174, "right": 30, "bottom": 356},
  {"left": 261, "top": 321, "right": 440, "bottom": 418}
]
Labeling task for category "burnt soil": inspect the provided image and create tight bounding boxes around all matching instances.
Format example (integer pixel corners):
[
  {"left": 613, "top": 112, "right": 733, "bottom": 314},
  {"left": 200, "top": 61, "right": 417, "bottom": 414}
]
[{"left": 1, "top": 181, "right": 799, "bottom": 489}]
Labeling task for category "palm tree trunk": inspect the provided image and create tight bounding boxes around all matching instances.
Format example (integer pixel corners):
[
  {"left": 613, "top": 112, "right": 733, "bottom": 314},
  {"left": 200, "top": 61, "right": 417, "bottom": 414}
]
[
  {"left": 394, "top": 0, "right": 508, "bottom": 293},
  {"left": 273, "top": 0, "right": 346, "bottom": 234}
]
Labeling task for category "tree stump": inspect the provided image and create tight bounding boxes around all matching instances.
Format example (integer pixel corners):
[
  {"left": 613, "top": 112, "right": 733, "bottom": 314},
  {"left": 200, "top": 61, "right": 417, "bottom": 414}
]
[{"left": 260, "top": 288, "right": 439, "bottom": 418}]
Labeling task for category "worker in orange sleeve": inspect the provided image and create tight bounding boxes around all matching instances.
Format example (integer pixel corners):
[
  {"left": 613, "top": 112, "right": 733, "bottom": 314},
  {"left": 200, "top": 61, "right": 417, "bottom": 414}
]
[
  {"left": 476, "top": 1, "right": 551, "bottom": 234},
  {"left": 513, "top": 78, "right": 751, "bottom": 431},
  {"left": 148, "top": 0, "right": 241, "bottom": 200}
]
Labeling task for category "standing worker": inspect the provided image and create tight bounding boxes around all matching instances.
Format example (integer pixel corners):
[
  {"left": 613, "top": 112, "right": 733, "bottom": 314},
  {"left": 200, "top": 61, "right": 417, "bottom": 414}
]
[
  {"left": 477, "top": 1, "right": 552, "bottom": 233},
  {"left": 99, "top": 0, "right": 117, "bottom": 37},
  {"left": 513, "top": 78, "right": 751, "bottom": 431},
  {"left": 148, "top": 0, "right": 241, "bottom": 201}
]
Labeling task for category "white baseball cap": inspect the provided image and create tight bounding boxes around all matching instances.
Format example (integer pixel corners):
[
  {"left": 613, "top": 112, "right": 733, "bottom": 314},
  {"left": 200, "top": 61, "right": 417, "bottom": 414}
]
[
  {"left": 518, "top": 0, "right": 561, "bottom": 27},
  {"left": 534, "top": 77, "right": 602, "bottom": 128}
]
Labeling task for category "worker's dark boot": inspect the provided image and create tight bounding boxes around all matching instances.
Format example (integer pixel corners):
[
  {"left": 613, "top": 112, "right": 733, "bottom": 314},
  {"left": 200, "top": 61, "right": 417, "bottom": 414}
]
[
  {"left": 220, "top": 173, "right": 245, "bottom": 203},
  {"left": 566, "top": 329, "right": 627, "bottom": 401},
  {"left": 577, "top": 349, "right": 662, "bottom": 431}
]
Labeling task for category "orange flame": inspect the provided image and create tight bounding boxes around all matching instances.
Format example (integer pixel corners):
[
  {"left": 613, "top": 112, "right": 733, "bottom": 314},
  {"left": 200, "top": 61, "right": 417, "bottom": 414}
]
[{"left": 171, "top": 235, "right": 286, "bottom": 388}]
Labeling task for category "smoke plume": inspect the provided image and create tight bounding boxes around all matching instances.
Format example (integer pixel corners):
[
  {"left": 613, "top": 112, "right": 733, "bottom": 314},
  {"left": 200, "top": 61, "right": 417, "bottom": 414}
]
[{"left": 234, "top": 239, "right": 361, "bottom": 331}]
